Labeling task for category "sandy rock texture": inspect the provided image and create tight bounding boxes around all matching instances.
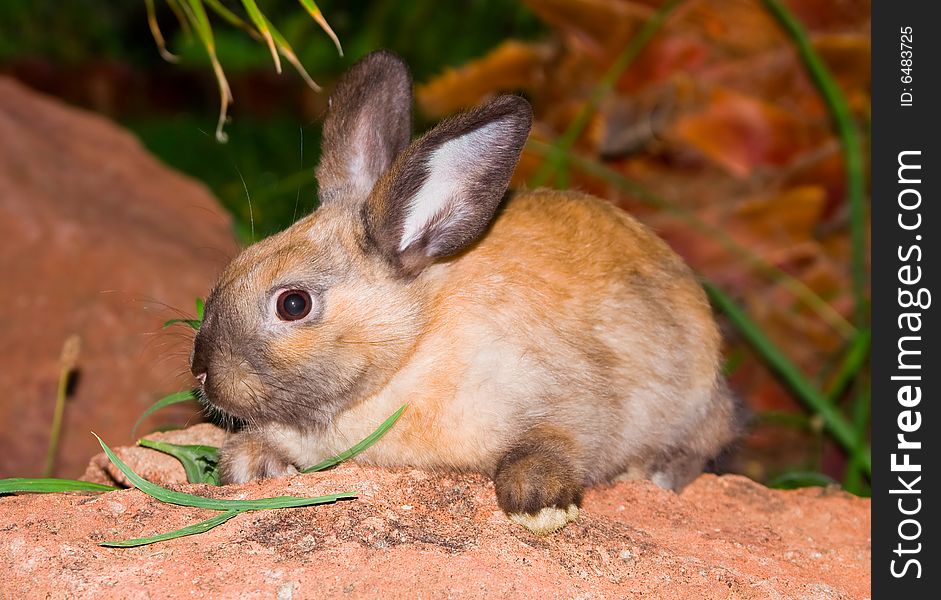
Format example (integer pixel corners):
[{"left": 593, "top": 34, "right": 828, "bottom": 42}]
[
  {"left": 2, "top": 450, "right": 870, "bottom": 598},
  {"left": 0, "top": 77, "right": 238, "bottom": 477}
]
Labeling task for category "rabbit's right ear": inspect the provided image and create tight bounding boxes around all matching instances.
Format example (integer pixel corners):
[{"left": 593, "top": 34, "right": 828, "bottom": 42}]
[
  {"left": 363, "top": 95, "right": 532, "bottom": 277},
  {"left": 316, "top": 51, "right": 413, "bottom": 205}
]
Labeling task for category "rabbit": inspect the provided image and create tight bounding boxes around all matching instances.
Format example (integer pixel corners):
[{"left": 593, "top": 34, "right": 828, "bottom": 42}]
[{"left": 190, "top": 50, "right": 745, "bottom": 535}]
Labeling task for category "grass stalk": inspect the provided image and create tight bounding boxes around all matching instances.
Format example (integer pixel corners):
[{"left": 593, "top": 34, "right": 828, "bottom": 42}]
[
  {"left": 101, "top": 510, "right": 241, "bottom": 547},
  {"left": 297, "top": 0, "right": 344, "bottom": 56},
  {"left": 529, "top": 0, "right": 684, "bottom": 187},
  {"left": 762, "top": 0, "right": 869, "bottom": 327},
  {"left": 763, "top": 0, "right": 870, "bottom": 492},
  {"left": 0, "top": 478, "right": 117, "bottom": 495},
  {"left": 824, "top": 329, "right": 871, "bottom": 403},
  {"left": 240, "top": 0, "right": 281, "bottom": 72},
  {"left": 133, "top": 390, "right": 198, "bottom": 435},
  {"left": 704, "top": 282, "right": 870, "bottom": 476},
  {"left": 303, "top": 405, "right": 407, "bottom": 473},
  {"left": 842, "top": 382, "right": 871, "bottom": 493},
  {"left": 145, "top": 0, "right": 180, "bottom": 63},
  {"left": 96, "top": 434, "right": 355, "bottom": 511},
  {"left": 43, "top": 335, "right": 81, "bottom": 478}
]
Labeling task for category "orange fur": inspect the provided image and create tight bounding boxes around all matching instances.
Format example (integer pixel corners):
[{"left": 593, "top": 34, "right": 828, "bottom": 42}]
[
  {"left": 238, "top": 188, "right": 737, "bottom": 488},
  {"left": 194, "top": 52, "right": 743, "bottom": 519}
]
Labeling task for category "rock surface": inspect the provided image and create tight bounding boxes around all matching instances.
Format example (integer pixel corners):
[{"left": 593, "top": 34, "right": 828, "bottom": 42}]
[
  {"left": 82, "top": 423, "right": 227, "bottom": 487},
  {"left": 1, "top": 442, "right": 870, "bottom": 598},
  {"left": 0, "top": 77, "right": 239, "bottom": 477}
]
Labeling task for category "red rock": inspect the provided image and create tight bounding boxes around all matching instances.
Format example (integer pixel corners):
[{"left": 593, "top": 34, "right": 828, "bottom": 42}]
[
  {"left": 82, "top": 423, "right": 227, "bottom": 487},
  {"left": 0, "top": 77, "right": 238, "bottom": 478},
  {"left": 1, "top": 450, "right": 869, "bottom": 597}
]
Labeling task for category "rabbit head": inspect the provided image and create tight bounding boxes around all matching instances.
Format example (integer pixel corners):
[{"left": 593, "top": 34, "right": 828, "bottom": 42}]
[{"left": 190, "top": 51, "right": 532, "bottom": 427}]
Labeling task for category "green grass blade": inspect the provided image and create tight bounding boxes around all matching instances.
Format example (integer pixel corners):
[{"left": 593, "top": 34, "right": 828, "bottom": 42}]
[
  {"left": 179, "top": 0, "right": 215, "bottom": 57},
  {"left": 100, "top": 509, "right": 241, "bottom": 547},
  {"left": 304, "top": 405, "right": 407, "bottom": 473},
  {"left": 0, "top": 478, "right": 117, "bottom": 495},
  {"left": 203, "top": 0, "right": 255, "bottom": 33},
  {"left": 145, "top": 0, "right": 180, "bottom": 63},
  {"left": 202, "top": 0, "right": 322, "bottom": 91},
  {"left": 704, "top": 283, "right": 870, "bottom": 476},
  {"left": 133, "top": 390, "right": 198, "bottom": 435},
  {"left": 270, "top": 26, "right": 321, "bottom": 91},
  {"left": 762, "top": 0, "right": 869, "bottom": 328},
  {"left": 139, "top": 439, "right": 220, "bottom": 485},
  {"left": 95, "top": 434, "right": 355, "bottom": 510},
  {"left": 180, "top": 0, "right": 232, "bottom": 142},
  {"left": 825, "top": 329, "right": 871, "bottom": 403},
  {"left": 296, "top": 0, "right": 343, "bottom": 56},
  {"left": 240, "top": 0, "right": 282, "bottom": 72},
  {"left": 162, "top": 318, "right": 201, "bottom": 330},
  {"left": 767, "top": 470, "right": 839, "bottom": 490},
  {"left": 842, "top": 384, "right": 871, "bottom": 495},
  {"left": 163, "top": 298, "right": 204, "bottom": 330}
]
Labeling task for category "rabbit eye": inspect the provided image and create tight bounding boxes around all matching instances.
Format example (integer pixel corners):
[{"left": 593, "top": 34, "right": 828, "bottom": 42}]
[{"left": 276, "top": 290, "right": 312, "bottom": 321}]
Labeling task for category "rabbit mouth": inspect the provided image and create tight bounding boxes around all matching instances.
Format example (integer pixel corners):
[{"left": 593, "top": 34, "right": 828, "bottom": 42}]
[
  {"left": 195, "top": 360, "right": 269, "bottom": 423},
  {"left": 198, "top": 363, "right": 336, "bottom": 427}
]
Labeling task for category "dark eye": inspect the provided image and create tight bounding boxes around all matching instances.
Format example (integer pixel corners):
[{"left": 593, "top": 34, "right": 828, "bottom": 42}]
[{"left": 276, "top": 290, "right": 312, "bottom": 321}]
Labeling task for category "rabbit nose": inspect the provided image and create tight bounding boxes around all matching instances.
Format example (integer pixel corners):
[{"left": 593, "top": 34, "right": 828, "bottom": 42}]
[{"left": 194, "top": 372, "right": 207, "bottom": 385}]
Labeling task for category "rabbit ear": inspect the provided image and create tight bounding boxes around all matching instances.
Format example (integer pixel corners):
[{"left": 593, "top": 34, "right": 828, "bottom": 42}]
[
  {"left": 316, "top": 51, "right": 413, "bottom": 205},
  {"left": 364, "top": 95, "right": 532, "bottom": 276}
]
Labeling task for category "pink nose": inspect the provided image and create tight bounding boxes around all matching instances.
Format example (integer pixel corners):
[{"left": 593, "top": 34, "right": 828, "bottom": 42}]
[{"left": 195, "top": 372, "right": 207, "bottom": 385}]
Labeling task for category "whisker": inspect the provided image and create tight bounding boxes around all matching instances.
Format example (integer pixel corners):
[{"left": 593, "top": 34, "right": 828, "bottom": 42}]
[
  {"left": 294, "top": 125, "right": 303, "bottom": 224},
  {"left": 233, "top": 164, "right": 256, "bottom": 243},
  {"left": 336, "top": 333, "right": 414, "bottom": 344}
]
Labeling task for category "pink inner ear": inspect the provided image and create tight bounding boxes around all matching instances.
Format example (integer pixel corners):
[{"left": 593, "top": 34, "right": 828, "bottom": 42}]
[
  {"left": 315, "top": 51, "right": 413, "bottom": 206},
  {"left": 398, "top": 121, "right": 502, "bottom": 251},
  {"left": 344, "top": 118, "right": 372, "bottom": 197},
  {"left": 363, "top": 94, "right": 531, "bottom": 274}
]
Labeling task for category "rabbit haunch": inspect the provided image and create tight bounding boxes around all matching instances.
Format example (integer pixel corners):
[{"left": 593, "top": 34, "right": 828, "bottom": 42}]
[{"left": 192, "top": 51, "right": 743, "bottom": 534}]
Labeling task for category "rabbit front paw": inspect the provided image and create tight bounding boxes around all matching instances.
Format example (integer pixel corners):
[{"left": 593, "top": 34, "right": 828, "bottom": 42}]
[{"left": 219, "top": 430, "right": 299, "bottom": 484}]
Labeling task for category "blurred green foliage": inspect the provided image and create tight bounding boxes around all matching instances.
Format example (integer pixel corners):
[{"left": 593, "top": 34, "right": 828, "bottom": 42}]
[
  {"left": 1, "top": 0, "right": 544, "bottom": 81},
  {"left": 0, "top": 1, "right": 145, "bottom": 63},
  {"left": 129, "top": 115, "right": 320, "bottom": 240},
  {"left": 1, "top": 0, "right": 545, "bottom": 239}
]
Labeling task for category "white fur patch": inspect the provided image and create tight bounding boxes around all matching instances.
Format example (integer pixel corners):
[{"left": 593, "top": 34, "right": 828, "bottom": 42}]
[
  {"left": 398, "top": 122, "right": 501, "bottom": 251},
  {"left": 224, "top": 451, "right": 254, "bottom": 485},
  {"left": 650, "top": 471, "right": 674, "bottom": 490},
  {"left": 509, "top": 504, "right": 579, "bottom": 535},
  {"left": 346, "top": 120, "right": 373, "bottom": 198}
]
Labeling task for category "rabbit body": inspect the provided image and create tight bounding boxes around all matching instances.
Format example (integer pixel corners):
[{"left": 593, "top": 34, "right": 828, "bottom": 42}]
[{"left": 192, "top": 51, "right": 742, "bottom": 533}]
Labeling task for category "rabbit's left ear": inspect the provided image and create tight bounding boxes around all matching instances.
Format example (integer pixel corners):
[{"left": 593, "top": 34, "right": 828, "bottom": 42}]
[
  {"left": 316, "top": 51, "right": 413, "bottom": 205},
  {"left": 364, "top": 95, "right": 532, "bottom": 276}
]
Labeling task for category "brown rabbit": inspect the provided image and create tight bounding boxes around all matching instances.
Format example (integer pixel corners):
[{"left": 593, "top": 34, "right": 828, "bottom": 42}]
[{"left": 191, "top": 50, "right": 744, "bottom": 534}]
